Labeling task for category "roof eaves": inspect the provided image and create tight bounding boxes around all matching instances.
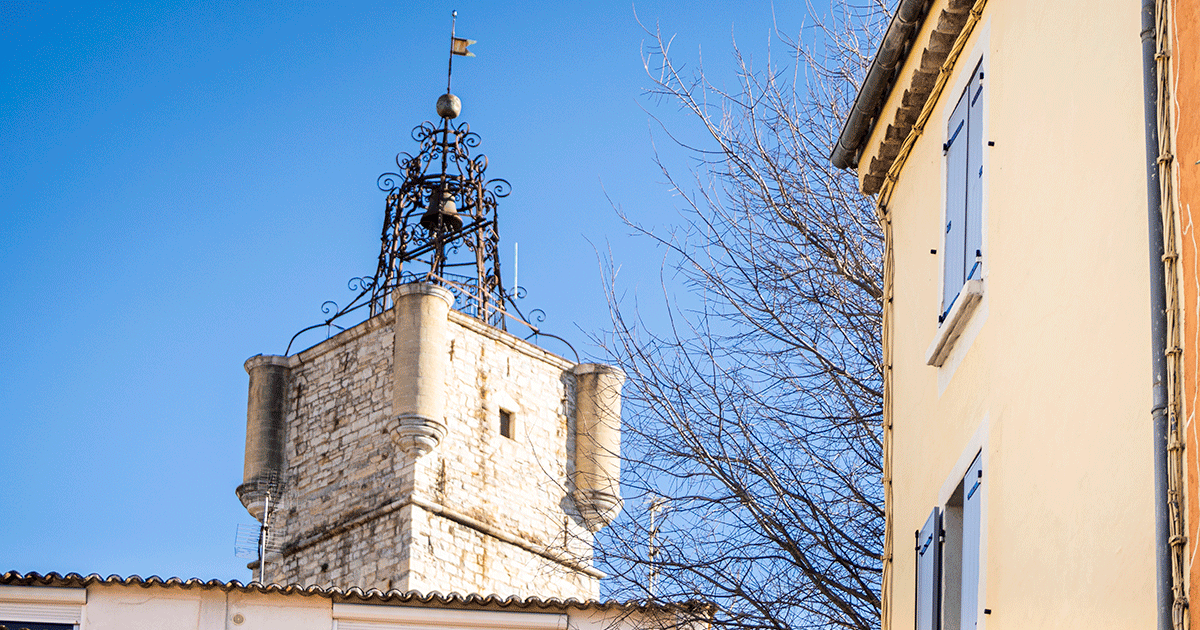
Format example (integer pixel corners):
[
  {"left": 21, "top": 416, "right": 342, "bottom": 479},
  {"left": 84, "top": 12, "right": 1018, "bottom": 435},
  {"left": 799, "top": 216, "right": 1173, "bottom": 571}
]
[
  {"left": 0, "top": 571, "right": 710, "bottom": 615},
  {"left": 830, "top": 0, "right": 933, "bottom": 171},
  {"left": 831, "top": 0, "right": 979, "bottom": 195}
]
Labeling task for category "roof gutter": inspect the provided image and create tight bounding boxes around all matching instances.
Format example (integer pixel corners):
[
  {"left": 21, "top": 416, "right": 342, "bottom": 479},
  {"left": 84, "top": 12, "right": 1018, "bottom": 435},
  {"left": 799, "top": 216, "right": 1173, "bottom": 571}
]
[
  {"left": 1140, "top": 0, "right": 1172, "bottom": 627},
  {"left": 830, "top": 0, "right": 930, "bottom": 170}
]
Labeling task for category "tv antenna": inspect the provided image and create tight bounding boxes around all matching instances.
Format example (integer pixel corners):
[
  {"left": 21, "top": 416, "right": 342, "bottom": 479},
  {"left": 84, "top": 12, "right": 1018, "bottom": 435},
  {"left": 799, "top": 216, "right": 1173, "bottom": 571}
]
[
  {"left": 647, "top": 494, "right": 668, "bottom": 597},
  {"left": 234, "top": 476, "right": 285, "bottom": 583}
]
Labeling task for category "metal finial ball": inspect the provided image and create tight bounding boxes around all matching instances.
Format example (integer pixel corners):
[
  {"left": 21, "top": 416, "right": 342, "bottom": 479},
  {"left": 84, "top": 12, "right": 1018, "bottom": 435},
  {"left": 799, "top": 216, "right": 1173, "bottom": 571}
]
[{"left": 437, "top": 93, "right": 462, "bottom": 119}]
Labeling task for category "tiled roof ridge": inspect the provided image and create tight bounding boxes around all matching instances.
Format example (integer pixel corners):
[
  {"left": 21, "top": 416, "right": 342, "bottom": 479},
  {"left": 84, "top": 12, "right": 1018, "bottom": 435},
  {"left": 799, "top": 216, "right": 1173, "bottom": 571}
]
[{"left": 0, "top": 571, "right": 707, "bottom": 613}]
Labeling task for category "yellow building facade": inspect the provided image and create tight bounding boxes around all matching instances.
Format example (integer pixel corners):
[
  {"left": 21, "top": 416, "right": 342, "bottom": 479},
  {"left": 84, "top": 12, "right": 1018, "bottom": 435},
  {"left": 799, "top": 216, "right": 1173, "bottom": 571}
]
[{"left": 832, "top": 0, "right": 1195, "bottom": 627}]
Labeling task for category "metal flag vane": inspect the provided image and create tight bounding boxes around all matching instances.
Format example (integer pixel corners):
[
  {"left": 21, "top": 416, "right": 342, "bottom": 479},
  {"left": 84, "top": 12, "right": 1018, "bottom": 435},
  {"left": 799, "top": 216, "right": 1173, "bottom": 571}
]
[
  {"left": 285, "top": 12, "right": 576, "bottom": 361},
  {"left": 447, "top": 9, "right": 475, "bottom": 94}
]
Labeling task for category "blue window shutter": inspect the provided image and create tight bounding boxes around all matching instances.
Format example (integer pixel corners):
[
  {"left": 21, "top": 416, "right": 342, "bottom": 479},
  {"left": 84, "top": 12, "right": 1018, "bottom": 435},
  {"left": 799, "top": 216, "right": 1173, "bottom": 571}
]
[
  {"left": 916, "top": 508, "right": 942, "bottom": 630},
  {"left": 964, "top": 66, "right": 984, "bottom": 282},
  {"left": 943, "top": 92, "right": 969, "bottom": 317},
  {"left": 961, "top": 454, "right": 984, "bottom": 629}
]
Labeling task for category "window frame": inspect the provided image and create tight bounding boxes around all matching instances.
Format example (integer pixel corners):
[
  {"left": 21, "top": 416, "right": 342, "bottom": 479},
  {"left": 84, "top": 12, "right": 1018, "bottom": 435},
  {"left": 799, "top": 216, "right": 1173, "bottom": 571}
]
[
  {"left": 941, "top": 58, "right": 986, "bottom": 321},
  {"left": 0, "top": 586, "right": 84, "bottom": 630},
  {"left": 927, "top": 55, "right": 988, "bottom": 368},
  {"left": 915, "top": 452, "right": 985, "bottom": 630},
  {"left": 499, "top": 408, "right": 515, "bottom": 439}
]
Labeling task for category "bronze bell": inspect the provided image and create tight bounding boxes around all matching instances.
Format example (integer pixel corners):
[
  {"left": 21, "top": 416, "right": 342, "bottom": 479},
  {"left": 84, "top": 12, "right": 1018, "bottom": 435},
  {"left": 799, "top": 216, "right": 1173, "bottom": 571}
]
[{"left": 420, "top": 190, "right": 463, "bottom": 233}]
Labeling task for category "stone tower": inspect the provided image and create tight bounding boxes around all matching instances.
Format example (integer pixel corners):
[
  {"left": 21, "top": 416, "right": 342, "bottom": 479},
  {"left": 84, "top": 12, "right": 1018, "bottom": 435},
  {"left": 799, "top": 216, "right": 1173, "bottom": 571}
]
[{"left": 236, "top": 81, "right": 624, "bottom": 599}]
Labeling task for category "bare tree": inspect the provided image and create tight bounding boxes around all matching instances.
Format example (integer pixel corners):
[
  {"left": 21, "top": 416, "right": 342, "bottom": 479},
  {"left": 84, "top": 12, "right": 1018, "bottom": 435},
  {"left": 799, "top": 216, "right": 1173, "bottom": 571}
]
[{"left": 596, "top": 4, "right": 889, "bottom": 630}]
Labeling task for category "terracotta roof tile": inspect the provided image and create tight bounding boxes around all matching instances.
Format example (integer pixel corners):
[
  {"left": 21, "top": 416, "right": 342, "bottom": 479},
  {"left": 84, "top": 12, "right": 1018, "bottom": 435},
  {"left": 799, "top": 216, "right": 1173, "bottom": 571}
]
[{"left": 0, "top": 571, "right": 710, "bottom": 614}]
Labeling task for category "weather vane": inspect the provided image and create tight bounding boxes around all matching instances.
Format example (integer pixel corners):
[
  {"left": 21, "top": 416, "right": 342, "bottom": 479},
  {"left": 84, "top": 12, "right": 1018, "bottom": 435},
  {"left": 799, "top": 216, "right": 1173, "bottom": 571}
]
[
  {"left": 447, "top": 10, "right": 475, "bottom": 94},
  {"left": 285, "top": 12, "right": 573, "bottom": 359}
]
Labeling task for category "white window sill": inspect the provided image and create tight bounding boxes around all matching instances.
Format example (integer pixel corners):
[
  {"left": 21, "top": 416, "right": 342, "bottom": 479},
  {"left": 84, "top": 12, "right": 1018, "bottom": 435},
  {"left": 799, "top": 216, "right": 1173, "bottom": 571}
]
[{"left": 926, "top": 279, "right": 984, "bottom": 367}]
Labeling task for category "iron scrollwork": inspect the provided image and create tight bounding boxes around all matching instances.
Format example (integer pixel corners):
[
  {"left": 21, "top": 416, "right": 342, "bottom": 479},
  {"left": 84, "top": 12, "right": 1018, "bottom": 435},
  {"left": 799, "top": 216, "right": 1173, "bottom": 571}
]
[{"left": 285, "top": 99, "right": 573, "bottom": 360}]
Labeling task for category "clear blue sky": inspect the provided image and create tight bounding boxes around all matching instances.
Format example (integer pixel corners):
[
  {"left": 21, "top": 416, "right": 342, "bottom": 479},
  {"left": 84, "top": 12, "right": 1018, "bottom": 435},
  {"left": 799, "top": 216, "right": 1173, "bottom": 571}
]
[{"left": 1, "top": 1, "right": 826, "bottom": 584}]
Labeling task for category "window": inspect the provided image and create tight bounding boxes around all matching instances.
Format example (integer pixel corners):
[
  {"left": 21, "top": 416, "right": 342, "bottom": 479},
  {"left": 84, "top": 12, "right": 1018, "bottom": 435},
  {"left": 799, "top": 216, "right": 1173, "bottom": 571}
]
[
  {"left": 927, "top": 60, "right": 986, "bottom": 367},
  {"left": 942, "top": 60, "right": 985, "bottom": 321},
  {"left": 915, "top": 508, "right": 941, "bottom": 630},
  {"left": 916, "top": 454, "right": 984, "bottom": 630},
  {"left": 499, "top": 408, "right": 514, "bottom": 439},
  {"left": 489, "top": 390, "right": 521, "bottom": 441},
  {"left": 0, "top": 588, "right": 83, "bottom": 630}
]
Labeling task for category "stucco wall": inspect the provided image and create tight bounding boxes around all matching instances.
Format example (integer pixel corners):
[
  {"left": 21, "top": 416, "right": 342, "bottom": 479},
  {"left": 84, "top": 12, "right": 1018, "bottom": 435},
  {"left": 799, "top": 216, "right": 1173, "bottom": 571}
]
[
  {"left": 864, "top": 0, "right": 1155, "bottom": 627},
  {"left": 0, "top": 582, "right": 649, "bottom": 630}
]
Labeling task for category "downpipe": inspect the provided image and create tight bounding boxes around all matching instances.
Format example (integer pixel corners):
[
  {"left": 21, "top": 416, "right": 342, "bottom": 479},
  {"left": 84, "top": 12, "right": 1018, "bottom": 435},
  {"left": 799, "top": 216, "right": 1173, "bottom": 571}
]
[{"left": 1140, "top": 0, "right": 1171, "bottom": 626}]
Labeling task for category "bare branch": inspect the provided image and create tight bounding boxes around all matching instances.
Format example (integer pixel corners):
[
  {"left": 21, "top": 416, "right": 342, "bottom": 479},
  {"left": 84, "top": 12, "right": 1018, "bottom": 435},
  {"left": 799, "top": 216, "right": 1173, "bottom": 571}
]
[{"left": 596, "top": 4, "right": 889, "bottom": 630}]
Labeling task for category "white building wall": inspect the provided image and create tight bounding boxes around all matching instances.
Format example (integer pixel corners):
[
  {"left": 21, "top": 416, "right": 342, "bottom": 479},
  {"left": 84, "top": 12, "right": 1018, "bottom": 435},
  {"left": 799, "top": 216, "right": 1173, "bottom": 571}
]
[{"left": 0, "top": 583, "right": 653, "bottom": 630}]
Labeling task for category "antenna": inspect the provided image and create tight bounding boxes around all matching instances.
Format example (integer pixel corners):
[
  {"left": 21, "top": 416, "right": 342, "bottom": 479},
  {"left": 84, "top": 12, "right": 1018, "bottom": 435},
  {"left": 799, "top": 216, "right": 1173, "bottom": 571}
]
[
  {"left": 234, "top": 524, "right": 260, "bottom": 559},
  {"left": 259, "top": 489, "right": 273, "bottom": 583},
  {"left": 514, "top": 242, "right": 519, "bottom": 293},
  {"left": 233, "top": 475, "right": 285, "bottom": 583},
  {"left": 647, "top": 495, "right": 667, "bottom": 597}
]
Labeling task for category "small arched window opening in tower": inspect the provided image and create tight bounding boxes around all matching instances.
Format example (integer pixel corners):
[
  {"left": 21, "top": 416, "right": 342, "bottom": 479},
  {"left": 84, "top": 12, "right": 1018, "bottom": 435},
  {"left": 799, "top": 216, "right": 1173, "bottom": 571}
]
[{"left": 499, "top": 408, "right": 515, "bottom": 439}]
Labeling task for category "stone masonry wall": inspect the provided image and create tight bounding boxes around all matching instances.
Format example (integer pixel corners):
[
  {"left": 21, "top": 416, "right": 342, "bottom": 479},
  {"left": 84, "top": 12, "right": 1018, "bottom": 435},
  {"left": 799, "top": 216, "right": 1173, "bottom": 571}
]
[
  {"left": 408, "top": 311, "right": 597, "bottom": 598},
  {"left": 260, "top": 304, "right": 597, "bottom": 599},
  {"left": 269, "top": 314, "right": 408, "bottom": 590},
  {"left": 407, "top": 502, "right": 597, "bottom": 598}
]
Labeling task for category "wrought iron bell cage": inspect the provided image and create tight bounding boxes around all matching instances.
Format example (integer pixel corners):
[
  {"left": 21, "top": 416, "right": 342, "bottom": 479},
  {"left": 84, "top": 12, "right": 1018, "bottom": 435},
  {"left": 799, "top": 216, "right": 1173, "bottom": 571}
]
[
  {"left": 285, "top": 94, "right": 575, "bottom": 357},
  {"left": 283, "top": 15, "right": 577, "bottom": 358},
  {"left": 368, "top": 110, "right": 512, "bottom": 326}
]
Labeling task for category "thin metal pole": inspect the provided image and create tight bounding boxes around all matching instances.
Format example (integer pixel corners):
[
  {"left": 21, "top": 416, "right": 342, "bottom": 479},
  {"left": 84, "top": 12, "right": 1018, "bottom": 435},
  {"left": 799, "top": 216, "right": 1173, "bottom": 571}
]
[
  {"left": 258, "top": 491, "right": 270, "bottom": 584},
  {"left": 647, "top": 496, "right": 665, "bottom": 597},
  {"left": 446, "top": 11, "right": 457, "bottom": 94}
]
